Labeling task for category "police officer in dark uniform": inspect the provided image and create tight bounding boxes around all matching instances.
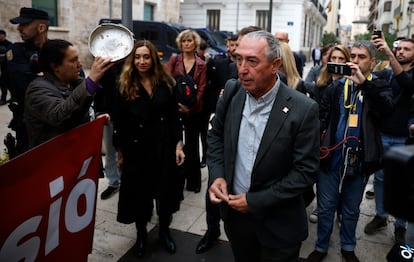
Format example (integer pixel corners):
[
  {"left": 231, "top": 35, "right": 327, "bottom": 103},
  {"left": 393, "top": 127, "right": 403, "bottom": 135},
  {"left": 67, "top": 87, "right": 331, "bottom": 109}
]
[{"left": 6, "top": 7, "right": 49, "bottom": 158}]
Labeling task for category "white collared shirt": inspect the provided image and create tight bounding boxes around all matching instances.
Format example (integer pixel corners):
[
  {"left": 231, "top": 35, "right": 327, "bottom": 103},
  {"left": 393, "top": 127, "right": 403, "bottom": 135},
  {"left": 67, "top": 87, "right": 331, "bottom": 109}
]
[{"left": 233, "top": 78, "right": 280, "bottom": 194}]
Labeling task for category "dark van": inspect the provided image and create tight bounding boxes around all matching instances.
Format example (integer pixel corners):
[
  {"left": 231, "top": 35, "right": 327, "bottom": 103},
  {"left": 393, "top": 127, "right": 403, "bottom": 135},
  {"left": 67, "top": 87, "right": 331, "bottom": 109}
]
[
  {"left": 99, "top": 18, "right": 181, "bottom": 62},
  {"left": 193, "top": 28, "right": 227, "bottom": 57}
]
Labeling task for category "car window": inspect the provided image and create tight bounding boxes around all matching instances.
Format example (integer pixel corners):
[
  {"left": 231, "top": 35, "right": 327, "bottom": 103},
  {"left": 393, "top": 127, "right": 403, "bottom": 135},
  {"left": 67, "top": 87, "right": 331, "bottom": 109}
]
[
  {"left": 211, "top": 31, "right": 226, "bottom": 46},
  {"left": 167, "top": 30, "right": 178, "bottom": 49}
]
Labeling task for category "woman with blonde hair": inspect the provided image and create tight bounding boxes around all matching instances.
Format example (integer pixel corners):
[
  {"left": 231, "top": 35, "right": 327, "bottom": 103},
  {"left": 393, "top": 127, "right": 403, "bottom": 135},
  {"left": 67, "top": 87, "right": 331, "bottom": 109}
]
[
  {"left": 305, "top": 44, "right": 334, "bottom": 84},
  {"left": 167, "top": 29, "right": 207, "bottom": 193},
  {"left": 113, "top": 40, "right": 185, "bottom": 257},
  {"left": 279, "top": 42, "right": 309, "bottom": 96},
  {"left": 313, "top": 45, "right": 351, "bottom": 103}
]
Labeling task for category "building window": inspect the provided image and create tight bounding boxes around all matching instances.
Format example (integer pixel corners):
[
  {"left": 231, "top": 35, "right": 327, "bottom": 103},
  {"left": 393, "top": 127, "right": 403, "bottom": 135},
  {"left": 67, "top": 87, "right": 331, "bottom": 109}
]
[
  {"left": 207, "top": 10, "right": 220, "bottom": 30},
  {"left": 383, "top": 23, "right": 391, "bottom": 32},
  {"left": 144, "top": 3, "right": 154, "bottom": 21},
  {"left": 256, "top": 10, "right": 269, "bottom": 31},
  {"left": 383, "top": 1, "right": 391, "bottom": 12},
  {"left": 32, "top": 0, "right": 57, "bottom": 26}
]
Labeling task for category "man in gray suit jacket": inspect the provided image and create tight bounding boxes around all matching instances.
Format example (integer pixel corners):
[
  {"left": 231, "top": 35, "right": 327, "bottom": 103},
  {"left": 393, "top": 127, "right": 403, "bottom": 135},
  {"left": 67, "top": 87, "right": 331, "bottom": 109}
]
[{"left": 207, "top": 30, "right": 320, "bottom": 261}]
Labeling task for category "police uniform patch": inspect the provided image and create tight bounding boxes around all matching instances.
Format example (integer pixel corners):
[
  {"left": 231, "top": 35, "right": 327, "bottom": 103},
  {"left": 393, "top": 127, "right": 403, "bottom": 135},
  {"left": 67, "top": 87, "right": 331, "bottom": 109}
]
[{"left": 6, "top": 49, "right": 13, "bottom": 61}]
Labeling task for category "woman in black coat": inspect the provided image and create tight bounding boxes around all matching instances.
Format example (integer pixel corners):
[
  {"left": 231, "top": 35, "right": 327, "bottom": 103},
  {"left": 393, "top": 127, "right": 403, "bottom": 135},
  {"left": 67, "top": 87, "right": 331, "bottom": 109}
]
[{"left": 112, "top": 40, "right": 185, "bottom": 257}]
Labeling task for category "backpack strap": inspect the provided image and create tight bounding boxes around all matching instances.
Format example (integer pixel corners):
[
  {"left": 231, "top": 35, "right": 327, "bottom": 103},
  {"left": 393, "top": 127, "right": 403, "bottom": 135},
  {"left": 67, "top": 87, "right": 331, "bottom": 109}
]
[
  {"left": 171, "top": 53, "right": 179, "bottom": 76},
  {"left": 222, "top": 78, "right": 241, "bottom": 116},
  {"left": 174, "top": 53, "right": 186, "bottom": 76}
]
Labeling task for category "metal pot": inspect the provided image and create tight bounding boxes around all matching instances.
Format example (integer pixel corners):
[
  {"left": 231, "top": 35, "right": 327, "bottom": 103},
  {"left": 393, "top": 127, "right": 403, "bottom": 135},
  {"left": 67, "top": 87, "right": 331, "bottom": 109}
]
[{"left": 88, "top": 23, "right": 134, "bottom": 62}]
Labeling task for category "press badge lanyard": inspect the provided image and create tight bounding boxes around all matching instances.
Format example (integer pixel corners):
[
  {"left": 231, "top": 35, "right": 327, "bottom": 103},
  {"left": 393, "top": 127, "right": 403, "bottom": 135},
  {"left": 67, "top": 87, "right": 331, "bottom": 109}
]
[
  {"left": 339, "top": 81, "right": 360, "bottom": 193},
  {"left": 343, "top": 74, "right": 372, "bottom": 127},
  {"left": 338, "top": 75, "right": 372, "bottom": 192}
]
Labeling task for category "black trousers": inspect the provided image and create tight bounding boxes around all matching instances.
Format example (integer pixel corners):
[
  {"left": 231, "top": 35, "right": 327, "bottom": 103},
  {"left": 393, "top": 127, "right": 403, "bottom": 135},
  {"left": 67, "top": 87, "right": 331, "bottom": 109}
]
[
  {"left": 0, "top": 81, "right": 7, "bottom": 101},
  {"left": 9, "top": 121, "right": 28, "bottom": 158},
  {"left": 181, "top": 113, "right": 202, "bottom": 191},
  {"left": 205, "top": 190, "right": 221, "bottom": 232},
  {"left": 0, "top": 65, "right": 12, "bottom": 101},
  {"left": 224, "top": 209, "right": 301, "bottom": 262},
  {"left": 199, "top": 109, "right": 211, "bottom": 162}
]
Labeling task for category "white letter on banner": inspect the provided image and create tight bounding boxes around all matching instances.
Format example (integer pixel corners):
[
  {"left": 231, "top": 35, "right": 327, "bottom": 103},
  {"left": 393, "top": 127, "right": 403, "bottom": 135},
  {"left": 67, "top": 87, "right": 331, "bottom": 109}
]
[
  {"left": 65, "top": 157, "right": 96, "bottom": 232},
  {"left": 45, "top": 176, "right": 64, "bottom": 255},
  {"left": 0, "top": 216, "right": 42, "bottom": 262}
]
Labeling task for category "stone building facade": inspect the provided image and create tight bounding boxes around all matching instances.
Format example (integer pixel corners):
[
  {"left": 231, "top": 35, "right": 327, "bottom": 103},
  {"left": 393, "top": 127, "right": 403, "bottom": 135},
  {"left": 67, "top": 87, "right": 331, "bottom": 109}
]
[
  {"left": 0, "top": 0, "right": 180, "bottom": 68},
  {"left": 179, "top": 0, "right": 327, "bottom": 57}
]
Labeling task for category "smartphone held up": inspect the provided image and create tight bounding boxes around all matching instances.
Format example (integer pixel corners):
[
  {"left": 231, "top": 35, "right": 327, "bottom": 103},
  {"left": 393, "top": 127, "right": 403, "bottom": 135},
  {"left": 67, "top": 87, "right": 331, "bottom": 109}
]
[
  {"left": 373, "top": 30, "right": 382, "bottom": 39},
  {"left": 327, "top": 62, "right": 352, "bottom": 76}
]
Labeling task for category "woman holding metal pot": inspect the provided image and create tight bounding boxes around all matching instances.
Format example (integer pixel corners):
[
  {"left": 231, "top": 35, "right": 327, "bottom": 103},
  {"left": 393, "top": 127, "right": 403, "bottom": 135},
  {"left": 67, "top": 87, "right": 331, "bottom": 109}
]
[{"left": 24, "top": 39, "right": 113, "bottom": 148}]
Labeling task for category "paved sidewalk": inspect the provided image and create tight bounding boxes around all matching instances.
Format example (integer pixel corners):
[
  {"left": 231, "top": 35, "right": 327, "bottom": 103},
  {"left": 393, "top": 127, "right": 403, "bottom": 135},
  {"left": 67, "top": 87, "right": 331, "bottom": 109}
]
[
  {"left": 88, "top": 169, "right": 394, "bottom": 261},
  {"left": 0, "top": 63, "right": 395, "bottom": 261}
]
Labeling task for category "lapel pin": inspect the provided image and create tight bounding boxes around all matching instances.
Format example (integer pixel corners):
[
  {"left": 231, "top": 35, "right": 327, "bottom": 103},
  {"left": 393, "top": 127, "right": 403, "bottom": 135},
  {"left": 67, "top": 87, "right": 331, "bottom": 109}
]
[{"left": 282, "top": 107, "right": 289, "bottom": 113}]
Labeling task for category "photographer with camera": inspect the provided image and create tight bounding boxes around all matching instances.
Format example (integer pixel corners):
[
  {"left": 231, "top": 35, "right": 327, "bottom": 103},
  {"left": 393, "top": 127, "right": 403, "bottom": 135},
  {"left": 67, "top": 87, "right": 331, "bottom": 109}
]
[
  {"left": 363, "top": 34, "right": 414, "bottom": 245},
  {"left": 307, "top": 40, "right": 393, "bottom": 262}
]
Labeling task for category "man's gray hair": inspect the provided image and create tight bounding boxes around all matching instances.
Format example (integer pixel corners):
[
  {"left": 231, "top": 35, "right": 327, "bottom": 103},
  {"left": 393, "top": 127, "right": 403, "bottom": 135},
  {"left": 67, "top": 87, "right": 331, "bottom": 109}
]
[
  {"left": 244, "top": 30, "right": 281, "bottom": 61},
  {"left": 352, "top": 40, "right": 376, "bottom": 58}
]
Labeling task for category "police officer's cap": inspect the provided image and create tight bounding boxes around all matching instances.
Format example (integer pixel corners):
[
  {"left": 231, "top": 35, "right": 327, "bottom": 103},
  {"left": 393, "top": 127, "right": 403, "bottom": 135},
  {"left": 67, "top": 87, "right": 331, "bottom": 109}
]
[{"left": 10, "top": 7, "right": 49, "bottom": 24}]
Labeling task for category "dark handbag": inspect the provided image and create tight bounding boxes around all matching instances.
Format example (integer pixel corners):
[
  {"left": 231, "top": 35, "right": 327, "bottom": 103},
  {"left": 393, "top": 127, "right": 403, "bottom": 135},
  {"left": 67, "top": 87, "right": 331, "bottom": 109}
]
[
  {"left": 175, "top": 74, "right": 197, "bottom": 107},
  {"left": 172, "top": 55, "right": 198, "bottom": 107}
]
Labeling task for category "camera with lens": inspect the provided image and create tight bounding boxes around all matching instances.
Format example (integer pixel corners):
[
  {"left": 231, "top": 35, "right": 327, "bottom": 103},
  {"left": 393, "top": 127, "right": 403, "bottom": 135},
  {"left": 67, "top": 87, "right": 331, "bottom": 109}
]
[
  {"left": 383, "top": 145, "right": 414, "bottom": 261},
  {"left": 383, "top": 145, "right": 414, "bottom": 222},
  {"left": 342, "top": 146, "right": 362, "bottom": 177},
  {"left": 327, "top": 62, "right": 352, "bottom": 76}
]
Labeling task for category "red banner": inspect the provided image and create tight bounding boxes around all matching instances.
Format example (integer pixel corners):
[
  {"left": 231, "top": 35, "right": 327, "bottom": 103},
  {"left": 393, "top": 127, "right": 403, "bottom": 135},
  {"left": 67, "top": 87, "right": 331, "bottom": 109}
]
[{"left": 0, "top": 118, "right": 105, "bottom": 262}]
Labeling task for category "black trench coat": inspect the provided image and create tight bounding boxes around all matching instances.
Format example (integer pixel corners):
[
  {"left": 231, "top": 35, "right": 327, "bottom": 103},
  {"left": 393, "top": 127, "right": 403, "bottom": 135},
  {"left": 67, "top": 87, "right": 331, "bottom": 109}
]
[{"left": 113, "top": 80, "right": 183, "bottom": 224}]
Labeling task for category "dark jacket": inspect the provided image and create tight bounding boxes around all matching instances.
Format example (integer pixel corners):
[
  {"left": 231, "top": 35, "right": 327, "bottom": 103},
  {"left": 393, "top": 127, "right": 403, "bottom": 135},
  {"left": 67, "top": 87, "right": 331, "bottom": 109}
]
[
  {"left": 227, "top": 61, "right": 238, "bottom": 79},
  {"left": 311, "top": 48, "right": 321, "bottom": 62},
  {"left": 7, "top": 42, "right": 40, "bottom": 107},
  {"left": 203, "top": 56, "right": 226, "bottom": 113},
  {"left": 94, "top": 64, "right": 122, "bottom": 117},
  {"left": 167, "top": 53, "right": 207, "bottom": 113},
  {"left": 24, "top": 72, "right": 93, "bottom": 148},
  {"left": 320, "top": 75, "right": 393, "bottom": 174},
  {"left": 112, "top": 79, "right": 183, "bottom": 223},
  {"left": 208, "top": 80, "right": 319, "bottom": 248},
  {"left": 293, "top": 52, "right": 303, "bottom": 77},
  {"left": 0, "top": 38, "right": 12, "bottom": 96},
  {"left": 374, "top": 68, "right": 414, "bottom": 137},
  {"left": 0, "top": 38, "right": 12, "bottom": 63},
  {"left": 304, "top": 65, "right": 323, "bottom": 84}
]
